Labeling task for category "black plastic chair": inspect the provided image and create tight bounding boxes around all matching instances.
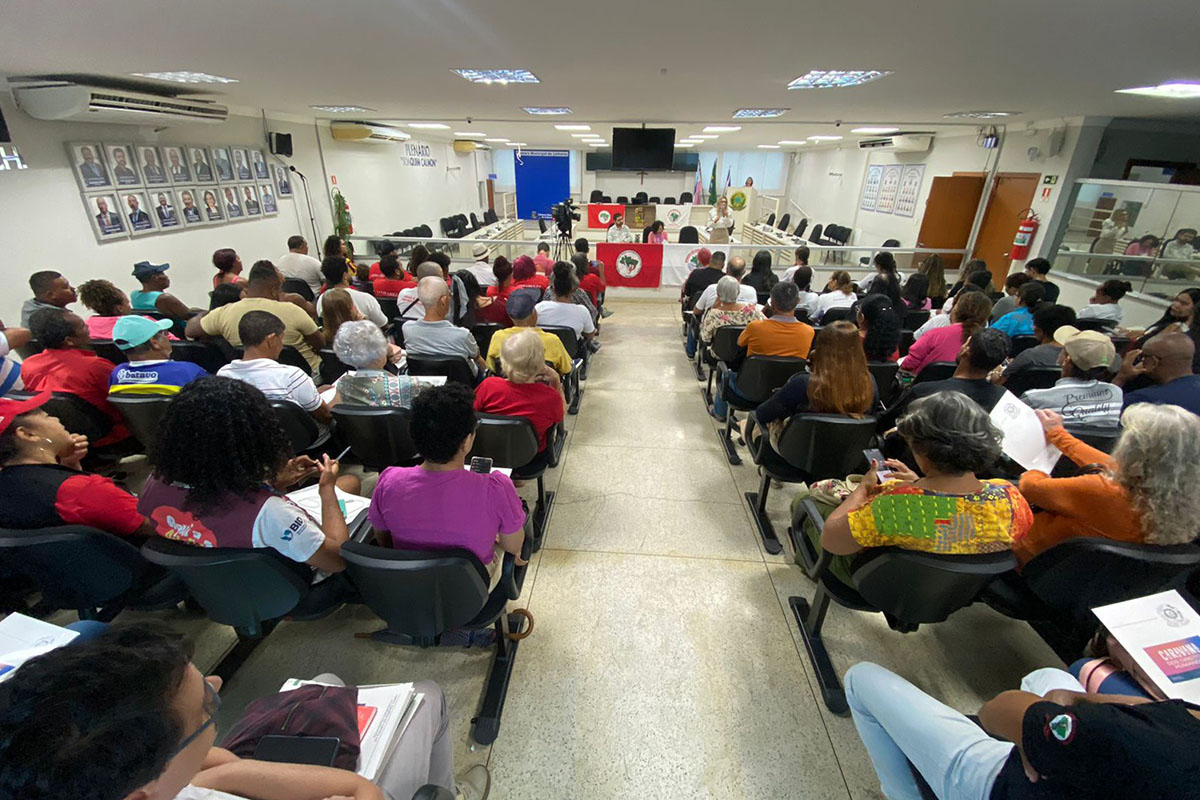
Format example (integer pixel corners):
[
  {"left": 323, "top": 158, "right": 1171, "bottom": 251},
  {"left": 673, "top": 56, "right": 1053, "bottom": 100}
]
[
  {"left": 341, "top": 532, "right": 532, "bottom": 745},
  {"left": 599, "top": 195, "right": 611, "bottom": 203},
  {"left": 40, "top": 392, "right": 115, "bottom": 447},
  {"left": 170, "top": 340, "right": 230, "bottom": 373},
  {"left": 270, "top": 399, "right": 323, "bottom": 455},
  {"left": 377, "top": 296, "right": 400, "bottom": 321},
  {"left": 332, "top": 404, "right": 420, "bottom": 469},
  {"left": 793, "top": 219, "right": 808, "bottom": 238},
  {"left": 648, "top": 196, "right": 660, "bottom": 204},
  {"left": 633, "top": 192, "right": 648, "bottom": 205},
  {"left": 589, "top": 189, "right": 604, "bottom": 202},
  {"left": 538, "top": 218, "right": 547, "bottom": 234},
  {"left": 765, "top": 213, "right": 776, "bottom": 227},
  {"left": 867, "top": 362, "right": 900, "bottom": 407},
  {"left": 641, "top": 225, "right": 652, "bottom": 243},
  {"left": 318, "top": 348, "right": 351, "bottom": 385},
  {"left": 406, "top": 355, "right": 477, "bottom": 387},
  {"left": 778, "top": 213, "right": 791, "bottom": 231},
  {"left": 680, "top": 192, "right": 693, "bottom": 204},
  {"left": 808, "top": 223, "right": 824, "bottom": 244},
  {"left": 1010, "top": 335, "right": 1039, "bottom": 356},
  {"left": 470, "top": 413, "right": 561, "bottom": 549},
  {"left": 1005, "top": 366, "right": 1062, "bottom": 397},
  {"left": 1073, "top": 318, "right": 1116, "bottom": 333},
  {"left": 898, "top": 329, "right": 915, "bottom": 357},
  {"left": 716, "top": 356, "right": 807, "bottom": 464},
  {"left": 471, "top": 324, "right": 503, "bottom": 357},
  {"left": 542, "top": 325, "right": 587, "bottom": 414},
  {"left": 746, "top": 413, "right": 876, "bottom": 554},
  {"left": 282, "top": 278, "right": 315, "bottom": 302},
  {"left": 703, "top": 325, "right": 746, "bottom": 407},
  {"left": 912, "top": 361, "right": 957, "bottom": 384},
  {"left": 0, "top": 525, "right": 187, "bottom": 621},
  {"left": 91, "top": 339, "right": 128, "bottom": 365},
  {"left": 663, "top": 196, "right": 676, "bottom": 204},
  {"left": 469, "top": 213, "right": 482, "bottom": 231},
  {"left": 678, "top": 226, "right": 699, "bottom": 244},
  {"left": 616, "top": 196, "right": 629, "bottom": 204},
  {"left": 819, "top": 307, "right": 856, "bottom": 325},
  {"left": 275, "top": 346, "right": 314, "bottom": 373},
  {"left": 903, "top": 309, "right": 931, "bottom": 330},
  {"left": 109, "top": 394, "right": 173, "bottom": 453}
]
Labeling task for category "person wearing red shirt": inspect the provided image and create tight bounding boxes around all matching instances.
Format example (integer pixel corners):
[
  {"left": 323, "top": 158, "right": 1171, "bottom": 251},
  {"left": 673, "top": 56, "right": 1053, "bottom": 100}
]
[
  {"left": 572, "top": 253, "right": 606, "bottom": 307},
  {"left": 474, "top": 329, "right": 565, "bottom": 473},
  {"left": 481, "top": 257, "right": 515, "bottom": 325},
  {"left": 371, "top": 252, "right": 417, "bottom": 299},
  {"left": 367, "top": 241, "right": 398, "bottom": 282},
  {"left": 21, "top": 308, "right": 130, "bottom": 446},
  {"left": 511, "top": 255, "right": 550, "bottom": 293},
  {"left": 532, "top": 242, "right": 555, "bottom": 275}
]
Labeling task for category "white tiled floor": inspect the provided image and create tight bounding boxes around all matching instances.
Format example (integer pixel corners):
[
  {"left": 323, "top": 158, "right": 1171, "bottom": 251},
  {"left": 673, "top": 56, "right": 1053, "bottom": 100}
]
[{"left": 97, "top": 298, "right": 1064, "bottom": 799}]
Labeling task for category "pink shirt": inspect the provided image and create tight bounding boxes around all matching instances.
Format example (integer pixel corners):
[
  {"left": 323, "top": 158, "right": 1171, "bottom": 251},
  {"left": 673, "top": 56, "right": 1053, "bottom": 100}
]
[
  {"left": 648, "top": 231, "right": 668, "bottom": 244},
  {"left": 533, "top": 253, "right": 555, "bottom": 275},
  {"left": 87, "top": 315, "right": 179, "bottom": 341},
  {"left": 901, "top": 322, "right": 966, "bottom": 375},
  {"left": 368, "top": 466, "right": 526, "bottom": 565}
]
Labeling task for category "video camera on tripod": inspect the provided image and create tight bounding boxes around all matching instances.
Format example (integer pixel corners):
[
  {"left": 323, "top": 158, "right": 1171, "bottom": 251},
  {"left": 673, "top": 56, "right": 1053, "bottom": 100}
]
[{"left": 551, "top": 197, "right": 580, "bottom": 234}]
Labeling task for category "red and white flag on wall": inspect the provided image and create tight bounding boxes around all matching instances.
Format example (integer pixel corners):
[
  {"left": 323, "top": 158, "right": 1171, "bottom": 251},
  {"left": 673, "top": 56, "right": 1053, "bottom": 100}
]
[
  {"left": 595, "top": 243, "right": 663, "bottom": 288},
  {"left": 587, "top": 204, "right": 625, "bottom": 229}
]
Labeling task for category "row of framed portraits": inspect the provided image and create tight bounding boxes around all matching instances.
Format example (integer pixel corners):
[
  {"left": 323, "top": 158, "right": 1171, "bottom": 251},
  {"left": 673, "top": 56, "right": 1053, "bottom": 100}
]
[
  {"left": 82, "top": 182, "right": 280, "bottom": 242},
  {"left": 66, "top": 141, "right": 295, "bottom": 197}
]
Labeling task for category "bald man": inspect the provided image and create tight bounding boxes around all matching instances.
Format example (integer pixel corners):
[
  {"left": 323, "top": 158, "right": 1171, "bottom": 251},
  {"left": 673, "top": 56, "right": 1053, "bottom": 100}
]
[
  {"left": 395, "top": 261, "right": 449, "bottom": 322},
  {"left": 401, "top": 275, "right": 486, "bottom": 377},
  {"left": 1117, "top": 333, "right": 1200, "bottom": 415}
]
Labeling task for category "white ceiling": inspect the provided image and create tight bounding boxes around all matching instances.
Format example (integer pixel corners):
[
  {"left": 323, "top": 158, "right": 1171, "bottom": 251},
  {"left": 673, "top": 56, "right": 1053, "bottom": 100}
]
[{"left": 3, "top": 0, "right": 1200, "bottom": 148}]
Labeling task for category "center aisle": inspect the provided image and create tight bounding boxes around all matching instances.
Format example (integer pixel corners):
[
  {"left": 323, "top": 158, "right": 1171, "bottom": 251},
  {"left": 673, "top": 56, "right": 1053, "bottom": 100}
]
[{"left": 489, "top": 299, "right": 855, "bottom": 799}]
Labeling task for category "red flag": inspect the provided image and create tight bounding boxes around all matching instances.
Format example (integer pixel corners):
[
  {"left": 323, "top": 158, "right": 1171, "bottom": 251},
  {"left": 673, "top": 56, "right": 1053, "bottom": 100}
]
[
  {"left": 595, "top": 243, "right": 663, "bottom": 288},
  {"left": 587, "top": 204, "right": 625, "bottom": 229}
]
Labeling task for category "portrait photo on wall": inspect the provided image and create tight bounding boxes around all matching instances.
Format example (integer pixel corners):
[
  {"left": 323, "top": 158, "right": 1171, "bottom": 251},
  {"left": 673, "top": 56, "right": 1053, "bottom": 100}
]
[
  {"left": 250, "top": 148, "right": 269, "bottom": 180},
  {"left": 190, "top": 147, "right": 215, "bottom": 183},
  {"left": 210, "top": 146, "right": 234, "bottom": 182},
  {"left": 240, "top": 183, "right": 262, "bottom": 216},
  {"left": 85, "top": 192, "right": 128, "bottom": 242},
  {"left": 139, "top": 146, "right": 169, "bottom": 185},
  {"left": 259, "top": 182, "right": 278, "bottom": 214},
  {"left": 178, "top": 187, "right": 205, "bottom": 225},
  {"left": 221, "top": 185, "right": 244, "bottom": 219},
  {"left": 67, "top": 142, "right": 111, "bottom": 190},
  {"left": 162, "top": 145, "right": 192, "bottom": 184},
  {"left": 122, "top": 190, "right": 158, "bottom": 236},
  {"left": 274, "top": 163, "right": 293, "bottom": 197},
  {"left": 105, "top": 144, "right": 142, "bottom": 187},
  {"left": 230, "top": 147, "right": 252, "bottom": 181},
  {"left": 149, "top": 188, "right": 183, "bottom": 229},
  {"left": 201, "top": 187, "right": 225, "bottom": 223}
]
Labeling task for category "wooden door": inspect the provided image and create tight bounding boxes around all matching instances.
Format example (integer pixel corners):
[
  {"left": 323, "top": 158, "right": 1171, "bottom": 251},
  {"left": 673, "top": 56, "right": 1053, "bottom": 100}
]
[
  {"left": 914, "top": 176, "right": 986, "bottom": 270},
  {"left": 972, "top": 173, "right": 1040, "bottom": 286}
]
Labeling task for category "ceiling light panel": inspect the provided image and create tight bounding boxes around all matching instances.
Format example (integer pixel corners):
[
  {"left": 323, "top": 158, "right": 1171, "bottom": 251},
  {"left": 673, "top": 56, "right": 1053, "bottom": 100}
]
[
  {"left": 850, "top": 126, "right": 900, "bottom": 134},
  {"left": 757, "top": 144, "right": 781, "bottom": 149},
  {"left": 943, "top": 110, "right": 1019, "bottom": 119},
  {"left": 703, "top": 126, "right": 741, "bottom": 133},
  {"left": 691, "top": 134, "right": 718, "bottom": 139},
  {"left": 483, "top": 138, "right": 510, "bottom": 143},
  {"left": 523, "top": 107, "right": 573, "bottom": 115},
  {"left": 733, "top": 108, "right": 789, "bottom": 118},
  {"left": 777, "top": 140, "right": 807, "bottom": 146},
  {"left": 507, "top": 142, "right": 529, "bottom": 147},
  {"left": 132, "top": 71, "right": 237, "bottom": 84},
  {"left": 807, "top": 135, "right": 843, "bottom": 141},
  {"left": 311, "top": 105, "right": 373, "bottom": 113},
  {"left": 453, "top": 68, "right": 539, "bottom": 84},
  {"left": 675, "top": 142, "right": 695, "bottom": 147},
  {"left": 787, "top": 70, "right": 892, "bottom": 89},
  {"left": 1115, "top": 82, "right": 1200, "bottom": 99},
  {"left": 454, "top": 132, "right": 487, "bottom": 137},
  {"left": 555, "top": 124, "right": 590, "bottom": 131},
  {"left": 409, "top": 122, "right": 450, "bottom": 129}
]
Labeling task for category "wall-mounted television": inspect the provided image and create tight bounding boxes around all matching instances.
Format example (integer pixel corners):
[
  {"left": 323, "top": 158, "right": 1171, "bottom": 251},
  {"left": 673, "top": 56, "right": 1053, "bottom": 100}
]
[
  {"left": 611, "top": 128, "right": 675, "bottom": 171},
  {"left": 585, "top": 150, "right": 696, "bottom": 172}
]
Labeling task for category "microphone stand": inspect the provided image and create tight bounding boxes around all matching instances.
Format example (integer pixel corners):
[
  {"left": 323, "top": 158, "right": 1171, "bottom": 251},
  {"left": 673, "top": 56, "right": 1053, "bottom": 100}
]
[{"left": 289, "top": 165, "right": 320, "bottom": 247}]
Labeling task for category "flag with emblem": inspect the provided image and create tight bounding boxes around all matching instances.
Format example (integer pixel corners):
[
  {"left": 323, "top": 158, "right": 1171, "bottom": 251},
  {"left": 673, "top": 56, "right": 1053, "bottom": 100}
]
[
  {"left": 596, "top": 243, "right": 663, "bottom": 288},
  {"left": 662, "top": 243, "right": 708, "bottom": 285},
  {"left": 658, "top": 204, "right": 689, "bottom": 231},
  {"left": 587, "top": 203, "right": 625, "bottom": 229}
]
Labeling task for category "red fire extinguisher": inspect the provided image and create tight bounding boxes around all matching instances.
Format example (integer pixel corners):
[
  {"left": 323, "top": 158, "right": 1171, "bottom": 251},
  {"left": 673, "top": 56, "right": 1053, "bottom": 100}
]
[{"left": 1009, "top": 209, "right": 1040, "bottom": 261}]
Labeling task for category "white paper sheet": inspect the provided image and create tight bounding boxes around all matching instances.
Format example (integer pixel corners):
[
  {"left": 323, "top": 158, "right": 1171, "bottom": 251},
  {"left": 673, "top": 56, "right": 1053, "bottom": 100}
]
[
  {"left": 1093, "top": 590, "right": 1200, "bottom": 703},
  {"left": 0, "top": 614, "right": 79, "bottom": 682},
  {"left": 989, "top": 390, "right": 1061, "bottom": 473},
  {"left": 285, "top": 485, "right": 370, "bottom": 522}
]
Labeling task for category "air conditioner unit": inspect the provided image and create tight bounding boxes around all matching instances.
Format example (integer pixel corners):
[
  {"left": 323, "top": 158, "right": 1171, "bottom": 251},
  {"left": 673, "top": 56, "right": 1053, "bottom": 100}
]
[
  {"left": 330, "top": 121, "right": 410, "bottom": 143},
  {"left": 13, "top": 83, "right": 228, "bottom": 125},
  {"left": 857, "top": 135, "right": 932, "bottom": 153},
  {"left": 453, "top": 139, "right": 490, "bottom": 153}
]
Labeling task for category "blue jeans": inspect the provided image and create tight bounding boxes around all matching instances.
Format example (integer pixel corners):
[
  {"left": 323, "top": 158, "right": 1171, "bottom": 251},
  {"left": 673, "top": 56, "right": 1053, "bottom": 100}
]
[
  {"left": 712, "top": 371, "right": 746, "bottom": 420},
  {"left": 685, "top": 325, "right": 698, "bottom": 359},
  {"left": 845, "top": 662, "right": 1084, "bottom": 800}
]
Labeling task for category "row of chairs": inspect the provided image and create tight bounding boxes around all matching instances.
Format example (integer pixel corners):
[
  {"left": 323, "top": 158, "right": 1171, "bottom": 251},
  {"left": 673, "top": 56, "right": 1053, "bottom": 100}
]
[{"left": 587, "top": 190, "right": 694, "bottom": 205}]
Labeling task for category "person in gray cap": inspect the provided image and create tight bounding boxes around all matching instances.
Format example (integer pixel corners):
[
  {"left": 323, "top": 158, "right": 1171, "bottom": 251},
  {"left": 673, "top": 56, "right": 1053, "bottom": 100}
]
[
  {"left": 467, "top": 242, "right": 497, "bottom": 288},
  {"left": 129, "top": 261, "right": 193, "bottom": 320},
  {"left": 484, "top": 289, "right": 573, "bottom": 375}
]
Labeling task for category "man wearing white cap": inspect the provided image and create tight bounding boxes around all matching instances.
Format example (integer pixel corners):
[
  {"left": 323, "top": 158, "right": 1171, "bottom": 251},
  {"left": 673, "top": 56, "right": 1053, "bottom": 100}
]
[
  {"left": 467, "top": 242, "right": 497, "bottom": 288},
  {"left": 1020, "top": 326, "right": 1122, "bottom": 427}
]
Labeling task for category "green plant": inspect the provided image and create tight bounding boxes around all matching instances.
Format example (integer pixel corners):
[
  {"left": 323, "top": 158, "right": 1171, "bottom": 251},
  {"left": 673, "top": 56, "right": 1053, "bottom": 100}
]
[{"left": 332, "top": 189, "right": 353, "bottom": 237}]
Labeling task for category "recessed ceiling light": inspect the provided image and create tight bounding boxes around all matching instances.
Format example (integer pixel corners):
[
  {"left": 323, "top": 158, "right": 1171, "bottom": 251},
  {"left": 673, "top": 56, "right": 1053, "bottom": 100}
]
[
  {"left": 452, "top": 68, "right": 539, "bottom": 84},
  {"left": 807, "top": 135, "right": 843, "bottom": 142},
  {"left": 675, "top": 142, "right": 695, "bottom": 147},
  {"left": 703, "top": 126, "right": 741, "bottom": 133},
  {"left": 555, "top": 124, "right": 590, "bottom": 131},
  {"left": 777, "top": 140, "right": 807, "bottom": 146},
  {"left": 132, "top": 71, "right": 238, "bottom": 84},
  {"left": 576, "top": 134, "right": 602, "bottom": 139},
  {"left": 483, "top": 138, "right": 510, "bottom": 143},
  {"left": 850, "top": 126, "right": 900, "bottom": 134},
  {"left": 409, "top": 122, "right": 450, "bottom": 129},
  {"left": 734, "top": 108, "right": 789, "bottom": 118},
  {"left": 943, "top": 110, "right": 1019, "bottom": 119},
  {"left": 507, "top": 142, "right": 529, "bottom": 147},
  {"left": 523, "top": 107, "right": 573, "bottom": 115},
  {"left": 788, "top": 70, "right": 892, "bottom": 89},
  {"left": 1115, "top": 81, "right": 1200, "bottom": 99},
  {"left": 311, "top": 105, "right": 374, "bottom": 113},
  {"left": 691, "top": 134, "right": 719, "bottom": 139},
  {"left": 588, "top": 142, "right": 608, "bottom": 147},
  {"left": 454, "top": 131, "right": 487, "bottom": 138},
  {"left": 679, "top": 139, "right": 703, "bottom": 145},
  {"left": 757, "top": 144, "right": 782, "bottom": 149}
]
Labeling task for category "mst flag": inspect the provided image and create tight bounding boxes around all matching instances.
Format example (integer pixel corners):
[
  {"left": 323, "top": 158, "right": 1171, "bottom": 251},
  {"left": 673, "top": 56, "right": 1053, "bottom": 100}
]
[
  {"left": 662, "top": 243, "right": 709, "bottom": 286},
  {"left": 596, "top": 243, "right": 663, "bottom": 288},
  {"left": 587, "top": 203, "right": 625, "bottom": 229},
  {"left": 658, "top": 204, "right": 689, "bottom": 231}
]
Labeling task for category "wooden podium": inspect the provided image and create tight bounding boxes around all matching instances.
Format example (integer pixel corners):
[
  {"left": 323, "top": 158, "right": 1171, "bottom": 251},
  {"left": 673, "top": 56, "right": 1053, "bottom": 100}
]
[{"left": 725, "top": 186, "right": 759, "bottom": 238}]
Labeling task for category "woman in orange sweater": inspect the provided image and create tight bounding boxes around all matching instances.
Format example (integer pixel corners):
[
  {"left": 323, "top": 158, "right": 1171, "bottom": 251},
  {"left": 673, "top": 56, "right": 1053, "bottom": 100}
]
[{"left": 1016, "top": 403, "right": 1200, "bottom": 566}]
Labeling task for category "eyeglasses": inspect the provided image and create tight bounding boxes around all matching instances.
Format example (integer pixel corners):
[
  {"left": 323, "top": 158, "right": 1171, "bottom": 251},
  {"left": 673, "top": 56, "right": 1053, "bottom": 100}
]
[{"left": 172, "top": 679, "right": 221, "bottom": 757}]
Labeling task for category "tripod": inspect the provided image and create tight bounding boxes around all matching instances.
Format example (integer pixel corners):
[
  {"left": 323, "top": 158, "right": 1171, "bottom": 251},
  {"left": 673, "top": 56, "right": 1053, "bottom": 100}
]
[{"left": 553, "top": 226, "right": 574, "bottom": 261}]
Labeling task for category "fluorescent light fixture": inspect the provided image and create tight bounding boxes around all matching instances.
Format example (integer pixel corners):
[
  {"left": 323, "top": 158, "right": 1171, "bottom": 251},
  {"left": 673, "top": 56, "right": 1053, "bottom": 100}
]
[
  {"left": 131, "top": 71, "right": 237, "bottom": 84},
  {"left": 787, "top": 70, "right": 892, "bottom": 90},
  {"left": 675, "top": 142, "right": 695, "bottom": 147},
  {"left": 850, "top": 126, "right": 900, "bottom": 134},
  {"left": 555, "top": 124, "right": 590, "bottom": 131},
  {"left": 703, "top": 126, "right": 741, "bottom": 133},
  {"left": 522, "top": 107, "right": 573, "bottom": 115},
  {"left": 588, "top": 142, "right": 608, "bottom": 147},
  {"left": 943, "top": 110, "right": 1019, "bottom": 119},
  {"left": 690, "top": 134, "right": 718, "bottom": 140},
  {"left": 777, "top": 140, "right": 807, "bottom": 146},
  {"left": 454, "top": 131, "right": 487, "bottom": 138},
  {"left": 807, "top": 135, "right": 843, "bottom": 141},
  {"left": 507, "top": 142, "right": 529, "bottom": 147},
  {"left": 409, "top": 122, "right": 450, "bottom": 129},
  {"left": 679, "top": 139, "right": 703, "bottom": 145},
  {"left": 757, "top": 144, "right": 782, "bottom": 149},
  {"left": 311, "top": 105, "right": 373, "bottom": 113},
  {"left": 452, "top": 68, "right": 539, "bottom": 84},
  {"left": 483, "top": 138, "right": 510, "bottom": 143},
  {"left": 576, "top": 134, "right": 602, "bottom": 139},
  {"left": 734, "top": 108, "right": 789, "bottom": 118},
  {"left": 1115, "top": 81, "right": 1200, "bottom": 99}
]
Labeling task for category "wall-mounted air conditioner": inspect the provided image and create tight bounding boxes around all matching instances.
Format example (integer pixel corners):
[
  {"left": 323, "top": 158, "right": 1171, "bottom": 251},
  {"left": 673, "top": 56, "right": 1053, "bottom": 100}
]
[
  {"left": 857, "top": 135, "right": 932, "bottom": 153},
  {"left": 330, "top": 121, "right": 410, "bottom": 143},
  {"left": 13, "top": 83, "right": 228, "bottom": 125},
  {"left": 453, "top": 139, "right": 490, "bottom": 153}
]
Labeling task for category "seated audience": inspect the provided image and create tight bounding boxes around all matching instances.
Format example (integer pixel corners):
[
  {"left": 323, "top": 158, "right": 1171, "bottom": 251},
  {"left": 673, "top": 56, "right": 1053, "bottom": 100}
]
[
  {"left": 22, "top": 308, "right": 130, "bottom": 445},
  {"left": 451, "top": 269, "right": 490, "bottom": 328},
  {"left": 209, "top": 282, "right": 243, "bottom": 310},
  {"left": 140, "top": 377, "right": 356, "bottom": 573},
  {"left": 943, "top": 259, "right": 991, "bottom": 306},
  {"left": 842, "top": 659, "right": 1200, "bottom": 800},
  {"left": 999, "top": 303, "right": 1076, "bottom": 382},
  {"left": 535, "top": 262, "right": 597, "bottom": 341},
  {"left": 512, "top": 254, "right": 550, "bottom": 293},
  {"left": 781, "top": 246, "right": 810, "bottom": 283},
  {"left": 212, "top": 247, "right": 245, "bottom": 288},
  {"left": 0, "top": 391, "right": 149, "bottom": 538},
  {"left": 990, "top": 272, "right": 1032, "bottom": 322},
  {"left": 901, "top": 290, "right": 991, "bottom": 376},
  {"left": 428, "top": 250, "right": 453, "bottom": 280},
  {"left": 395, "top": 261, "right": 447, "bottom": 322},
  {"left": 77, "top": 278, "right": 136, "bottom": 339},
  {"left": 863, "top": 252, "right": 903, "bottom": 307},
  {"left": 365, "top": 239, "right": 396, "bottom": 280},
  {"left": 991, "top": 281, "right": 1046, "bottom": 338},
  {"left": 682, "top": 247, "right": 721, "bottom": 357},
  {"left": 694, "top": 253, "right": 756, "bottom": 314},
  {"left": 323, "top": 234, "right": 356, "bottom": 277},
  {"left": 1116, "top": 332, "right": 1200, "bottom": 415},
  {"left": 1021, "top": 328, "right": 1122, "bottom": 426},
  {"left": 0, "top": 319, "right": 31, "bottom": 396},
  {"left": 330, "top": 320, "right": 423, "bottom": 408},
  {"left": 788, "top": 264, "right": 821, "bottom": 321},
  {"left": 276, "top": 234, "right": 324, "bottom": 294},
  {"left": 700, "top": 276, "right": 764, "bottom": 350},
  {"left": 475, "top": 329, "right": 566, "bottom": 466},
  {"left": 22, "top": 270, "right": 76, "bottom": 327},
  {"left": 857, "top": 294, "right": 902, "bottom": 362},
  {"left": 403, "top": 276, "right": 488, "bottom": 379},
  {"left": 574, "top": 253, "right": 607, "bottom": 309},
  {"left": 816, "top": 392, "right": 1030, "bottom": 582},
  {"left": 485, "top": 256, "right": 516, "bottom": 302},
  {"left": 1025, "top": 256, "right": 1060, "bottom": 302},
  {"left": 900, "top": 271, "right": 930, "bottom": 311},
  {"left": 109, "top": 316, "right": 208, "bottom": 395},
  {"left": 917, "top": 253, "right": 947, "bottom": 308},
  {"left": 188, "top": 260, "right": 324, "bottom": 372},
  {"left": 917, "top": 279, "right": 992, "bottom": 341},
  {"left": 319, "top": 287, "right": 359, "bottom": 345},
  {"left": 129, "top": 261, "right": 192, "bottom": 319},
  {"left": 533, "top": 241, "right": 555, "bottom": 273},
  {"left": 485, "top": 291, "right": 572, "bottom": 376},
  {"left": 468, "top": 242, "right": 498, "bottom": 287},
  {"left": 406, "top": 243, "right": 431, "bottom": 276},
  {"left": 318, "top": 256, "right": 387, "bottom": 326},
  {"left": 1077, "top": 278, "right": 1131, "bottom": 325},
  {"left": 370, "top": 252, "right": 416, "bottom": 299},
  {"left": 1132, "top": 288, "right": 1200, "bottom": 374},
  {"left": 880, "top": 328, "right": 1011, "bottom": 429},
  {"left": 742, "top": 250, "right": 778, "bottom": 296},
  {"left": 815, "top": 270, "right": 857, "bottom": 321},
  {"left": 371, "top": 383, "right": 526, "bottom": 580},
  {"left": 1016, "top": 404, "right": 1200, "bottom": 565}
]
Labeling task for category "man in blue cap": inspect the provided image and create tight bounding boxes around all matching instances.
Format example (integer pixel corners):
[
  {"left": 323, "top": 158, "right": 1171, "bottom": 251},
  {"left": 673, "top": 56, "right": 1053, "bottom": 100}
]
[
  {"left": 484, "top": 288, "right": 573, "bottom": 376},
  {"left": 109, "top": 316, "right": 208, "bottom": 396},
  {"left": 130, "top": 261, "right": 194, "bottom": 321}
]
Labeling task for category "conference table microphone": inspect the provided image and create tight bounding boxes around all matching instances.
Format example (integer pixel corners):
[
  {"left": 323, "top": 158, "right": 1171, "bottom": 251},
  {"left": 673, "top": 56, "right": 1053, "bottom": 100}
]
[{"left": 287, "top": 165, "right": 320, "bottom": 247}]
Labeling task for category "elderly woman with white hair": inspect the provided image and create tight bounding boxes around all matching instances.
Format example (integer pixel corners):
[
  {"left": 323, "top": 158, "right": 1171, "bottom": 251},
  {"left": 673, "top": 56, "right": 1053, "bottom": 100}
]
[
  {"left": 698, "top": 274, "right": 764, "bottom": 352},
  {"left": 329, "top": 320, "right": 423, "bottom": 408},
  {"left": 1016, "top": 402, "right": 1200, "bottom": 566}
]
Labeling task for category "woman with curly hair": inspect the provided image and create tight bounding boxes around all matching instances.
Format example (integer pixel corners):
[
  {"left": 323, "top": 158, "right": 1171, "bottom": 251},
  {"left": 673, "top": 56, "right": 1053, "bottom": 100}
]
[
  {"left": 211, "top": 248, "right": 245, "bottom": 289},
  {"left": 856, "top": 294, "right": 902, "bottom": 362},
  {"left": 77, "top": 279, "right": 133, "bottom": 340},
  {"left": 1015, "top": 403, "right": 1200, "bottom": 566},
  {"left": 137, "top": 376, "right": 360, "bottom": 573}
]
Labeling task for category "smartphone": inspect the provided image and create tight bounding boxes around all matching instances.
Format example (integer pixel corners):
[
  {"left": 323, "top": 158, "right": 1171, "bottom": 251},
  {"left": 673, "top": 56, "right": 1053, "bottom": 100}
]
[
  {"left": 252, "top": 735, "right": 340, "bottom": 767},
  {"left": 469, "top": 456, "right": 493, "bottom": 474},
  {"left": 863, "top": 449, "right": 892, "bottom": 480}
]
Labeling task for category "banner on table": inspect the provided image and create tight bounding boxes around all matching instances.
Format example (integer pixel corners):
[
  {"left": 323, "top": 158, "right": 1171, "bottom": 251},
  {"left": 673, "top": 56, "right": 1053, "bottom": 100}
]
[
  {"left": 657, "top": 204, "right": 689, "bottom": 231},
  {"left": 587, "top": 203, "right": 625, "bottom": 229},
  {"left": 596, "top": 243, "right": 663, "bottom": 288},
  {"left": 662, "top": 243, "right": 707, "bottom": 286}
]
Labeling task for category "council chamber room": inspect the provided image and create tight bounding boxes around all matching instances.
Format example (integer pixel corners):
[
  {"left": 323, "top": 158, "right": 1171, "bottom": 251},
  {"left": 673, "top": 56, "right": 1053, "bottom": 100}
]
[{"left": 3, "top": 1, "right": 1200, "bottom": 798}]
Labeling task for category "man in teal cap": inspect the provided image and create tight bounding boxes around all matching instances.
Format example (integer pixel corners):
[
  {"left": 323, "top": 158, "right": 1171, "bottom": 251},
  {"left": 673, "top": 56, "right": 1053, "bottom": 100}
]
[
  {"left": 109, "top": 316, "right": 208, "bottom": 396},
  {"left": 130, "top": 261, "right": 194, "bottom": 321}
]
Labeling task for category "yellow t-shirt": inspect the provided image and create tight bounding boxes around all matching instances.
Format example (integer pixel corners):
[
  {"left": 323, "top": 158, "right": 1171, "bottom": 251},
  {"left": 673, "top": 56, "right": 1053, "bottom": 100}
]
[
  {"left": 486, "top": 326, "right": 573, "bottom": 375},
  {"left": 199, "top": 297, "right": 320, "bottom": 370}
]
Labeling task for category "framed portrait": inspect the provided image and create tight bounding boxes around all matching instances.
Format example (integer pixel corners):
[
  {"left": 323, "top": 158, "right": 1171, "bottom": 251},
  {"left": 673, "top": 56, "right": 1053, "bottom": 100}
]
[
  {"left": 147, "top": 187, "right": 184, "bottom": 230},
  {"left": 136, "top": 146, "right": 169, "bottom": 186},
  {"left": 249, "top": 148, "right": 270, "bottom": 180},
  {"left": 68, "top": 143, "right": 112, "bottom": 190},
  {"left": 177, "top": 187, "right": 205, "bottom": 226},
  {"left": 85, "top": 192, "right": 129, "bottom": 242},
  {"left": 220, "top": 184, "right": 245, "bottom": 220},
  {"left": 199, "top": 187, "right": 225, "bottom": 223},
  {"left": 120, "top": 189, "right": 158, "bottom": 236},
  {"left": 104, "top": 144, "right": 143, "bottom": 188},
  {"left": 273, "top": 163, "right": 293, "bottom": 197},
  {"left": 210, "top": 146, "right": 234, "bottom": 182},
  {"left": 229, "top": 147, "right": 253, "bottom": 181},
  {"left": 161, "top": 145, "right": 192, "bottom": 184},
  {"left": 188, "top": 146, "right": 216, "bottom": 183},
  {"left": 239, "top": 183, "right": 262, "bottom": 217},
  {"left": 259, "top": 182, "right": 278, "bottom": 215}
]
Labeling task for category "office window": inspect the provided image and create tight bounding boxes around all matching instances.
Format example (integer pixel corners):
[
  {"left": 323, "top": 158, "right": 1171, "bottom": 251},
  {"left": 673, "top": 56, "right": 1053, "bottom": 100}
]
[
  {"left": 719, "top": 151, "right": 785, "bottom": 192},
  {"left": 493, "top": 149, "right": 516, "bottom": 190},
  {"left": 0, "top": 145, "right": 27, "bottom": 171}
]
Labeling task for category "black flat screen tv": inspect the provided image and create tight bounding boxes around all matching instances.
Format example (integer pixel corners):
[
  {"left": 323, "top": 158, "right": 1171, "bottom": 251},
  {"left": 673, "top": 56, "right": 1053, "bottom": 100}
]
[{"left": 611, "top": 128, "right": 675, "bottom": 171}]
